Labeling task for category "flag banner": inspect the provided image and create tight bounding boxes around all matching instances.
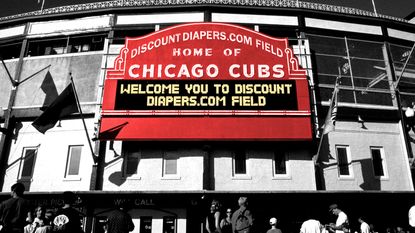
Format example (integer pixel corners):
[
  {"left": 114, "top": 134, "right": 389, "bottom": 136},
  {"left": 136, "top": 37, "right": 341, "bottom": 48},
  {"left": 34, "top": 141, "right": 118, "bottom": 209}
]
[
  {"left": 32, "top": 83, "right": 79, "bottom": 134},
  {"left": 40, "top": 71, "right": 58, "bottom": 111},
  {"left": 322, "top": 79, "right": 339, "bottom": 135}
]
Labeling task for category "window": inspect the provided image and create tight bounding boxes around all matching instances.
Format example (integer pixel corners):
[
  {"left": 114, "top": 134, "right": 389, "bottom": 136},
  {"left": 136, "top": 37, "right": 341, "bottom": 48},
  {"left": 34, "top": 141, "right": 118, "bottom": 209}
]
[
  {"left": 163, "top": 216, "right": 176, "bottom": 233},
  {"left": 371, "top": 147, "right": 388, "bottom": 178},
  {"left": 122, "top": 142, "right": 141, "bottom": 178},
  {"left": 125, "top": 152, "right": 140, "bottom": 176},
  {"left": 336, "top": 145, "right": 353, "bottom": 178},
  {"left": 163, "top": 150, "right": 178, "bottom": 176},
  {"left": 68, "top": 34, "right": 104, "bottom": 52},
  {"left": 20, "top": 147, "right": 37, "bottom": 179},
  {"left": 0, "top": 41, "right": 22, "bottom": 59},
  {"left": 140, "top": 216, "right": 152, "bottom": 233},
  {"left": 259, "top": 27, "right": 300, "bottom": 46},
  {"left": 234, "top": 149, "right": 247, "bottom": 175},
  {"left": 65, "top": 145, "right": 82, "bottom": 178},
  {"left": 112, "top": 28, "right": 155, "bottom": 44},
  {"left": 307, "top": 34, "right": 393, "bottom": 107},
  {"left": 273, "top": 150, "right": 287, "bottom": 175},
  {"left": 389, "top": 43, "right": 415, "bottom": 107},
  {"left": 26, "top": 33, "right": 106, "bottom": 57}
]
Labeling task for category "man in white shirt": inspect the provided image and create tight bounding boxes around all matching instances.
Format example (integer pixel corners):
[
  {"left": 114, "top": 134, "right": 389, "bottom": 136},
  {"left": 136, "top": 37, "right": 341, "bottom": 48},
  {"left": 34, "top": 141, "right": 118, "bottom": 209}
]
[
  {"left": 300, "top": 219, "right": 323, "bottom": 233},
  {"left": 358, "top": 217, "right": 370, "bottom": 233},
  {"left": 409, "top": 205, "right": 415, "bottom": 227},
  {"left": 328, "top": 204, "right": 349, "bottom": 233}
]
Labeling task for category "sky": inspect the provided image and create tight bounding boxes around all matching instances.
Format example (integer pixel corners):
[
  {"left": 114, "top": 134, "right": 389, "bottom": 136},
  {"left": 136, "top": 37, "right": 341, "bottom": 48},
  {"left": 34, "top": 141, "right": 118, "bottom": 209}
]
[{"left": 0, "top": 0, "right": 414, "bottom": 19}]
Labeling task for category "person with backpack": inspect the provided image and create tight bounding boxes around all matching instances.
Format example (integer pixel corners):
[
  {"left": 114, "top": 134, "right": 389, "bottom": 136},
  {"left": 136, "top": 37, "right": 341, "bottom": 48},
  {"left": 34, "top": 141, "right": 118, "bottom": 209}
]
[
  {"left": 52, "top": 191, "right": 83, "bottom": 233},
  {"left": 231, "top": 197, "right": 253, "bottom": 233}
]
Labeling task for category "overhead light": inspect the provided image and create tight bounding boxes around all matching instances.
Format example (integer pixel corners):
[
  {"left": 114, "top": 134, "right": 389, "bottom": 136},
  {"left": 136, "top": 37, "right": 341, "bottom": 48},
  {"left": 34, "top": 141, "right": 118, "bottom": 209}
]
[{"left": 358, "top": 115, "right": 367, "bottom": 129}]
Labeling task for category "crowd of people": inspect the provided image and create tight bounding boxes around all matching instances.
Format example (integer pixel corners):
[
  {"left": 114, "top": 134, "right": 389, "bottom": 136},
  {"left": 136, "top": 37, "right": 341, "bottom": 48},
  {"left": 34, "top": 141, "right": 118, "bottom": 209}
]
[
  {"left": 300, "top": 204, "right": 413, "bottom": 233},
  {"left": 0, "top": 182, "right": 135, "bottom": 233},
  {"left": 206, "top": 197, "right": 255, "bottom": 233},
  {"left": 205, "top": 197, "right": 414, "bottom": 233},
  {"left": 0, "top": 183, "right": 413, "bottom": 233},
  {"left": 0, "top": 183, "right": 84, "bottom": 233}
]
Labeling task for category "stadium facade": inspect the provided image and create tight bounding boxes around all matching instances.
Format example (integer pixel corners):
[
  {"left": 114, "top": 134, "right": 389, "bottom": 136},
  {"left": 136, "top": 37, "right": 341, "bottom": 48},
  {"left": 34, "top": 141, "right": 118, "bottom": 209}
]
[{"left": 0, "top": 1, "right": 415, "bottom": 233}]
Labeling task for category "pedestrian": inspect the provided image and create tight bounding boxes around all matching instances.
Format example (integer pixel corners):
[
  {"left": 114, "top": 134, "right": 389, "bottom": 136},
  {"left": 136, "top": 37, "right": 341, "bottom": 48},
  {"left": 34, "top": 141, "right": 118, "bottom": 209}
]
[
  {"left": 369, "top": 224, "right": 376, "bottom": 233},
  {"left": 267, "top": 217, "right": 282, "bottom": 233},
  {"left": 409, "top": 205, "right": 415, "bottom": 228},
  {"left": 357, "top": 217, "right": 370, "bottom": 233},
  {"left": 327, "top": 204, "right": 349, "bottom": 233},
  {"left": 231, "top": 197, "right": 253, "bottom": 233},
  {"left": 0, "top": 182, "right": 32, "bottom": 233},
  {"left": 206, "top": 200, "right": 222, "bottom": 233},
  {"left": 44, "top": 210, "right": 54, "bottom": 227},
  {"left": 24, "top": 205, "right": 52, "bottom": 233},
  {"left": 106, "top": 202, "right": 134, "bottom": 233},
  {"left": 24, "top": 210, "right": 35, "bottom": 233},
  {"left": 300, "top": 219, "right": 323, "bottom": 233},
  {"left": 396, "top": 227, "right": 406, "bottom": 233},
  {"left": 220, "top": 208, "right": 232, "bottom": 233},
  {"left": 53, "top": 191, "right": 83, "bottom": 233}
]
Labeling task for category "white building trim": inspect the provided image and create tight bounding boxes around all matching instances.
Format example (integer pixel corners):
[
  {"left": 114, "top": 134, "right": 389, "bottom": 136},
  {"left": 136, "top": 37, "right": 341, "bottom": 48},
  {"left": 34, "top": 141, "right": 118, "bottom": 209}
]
[
  {"left": 0, "top": 25, "right": 25, "bottom": 39},
  {"left": 212, "top": 13, "right": 298, "bottom": 26},
  {"left": 305, "top": 18, "right": 382, "bottom": 35},
  {"left": 387, "top": 28, "right": 415, "bottom": 42},
  {"left": 28, "top": 15, "right": 112, "bottom": 37},
  {"left": 116, "top": 13, "right": 205, "bottom": 25}
]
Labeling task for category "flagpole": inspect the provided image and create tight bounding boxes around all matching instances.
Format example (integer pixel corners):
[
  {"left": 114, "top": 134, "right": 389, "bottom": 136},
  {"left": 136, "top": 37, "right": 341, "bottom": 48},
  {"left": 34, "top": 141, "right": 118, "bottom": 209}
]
[
  {"left": 371, "top": 0, "right": 378, "bottom": 17},
  {"left": 18, "top": 64, "right": 51, "bottom": 85},
  {"left": 41, "top": 0, "right": 45, "bottom": 11},
  {"left": 69, "top": 73, "right": 98, "bottom": 164},
  {"left": 313, "top": 67, "right": 342, "bottom": 164},
  {"left": 1, "top": 58, "right": 51, "bottom": 87},
  {"left": 395, "top": 42, "right": 415, "bottom": 89},
  {"left": 313, "top": 133, "right": 325, "bottom": 164},
  {"left": 0, "top": 57, "right": 18, "bottom": 87}
]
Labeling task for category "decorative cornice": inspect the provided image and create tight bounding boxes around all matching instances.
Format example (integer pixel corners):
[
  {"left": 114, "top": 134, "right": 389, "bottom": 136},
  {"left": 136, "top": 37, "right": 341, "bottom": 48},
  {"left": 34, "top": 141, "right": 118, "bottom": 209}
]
[{"left": 0, "top": 0, "right": 407, "bottom": 24}]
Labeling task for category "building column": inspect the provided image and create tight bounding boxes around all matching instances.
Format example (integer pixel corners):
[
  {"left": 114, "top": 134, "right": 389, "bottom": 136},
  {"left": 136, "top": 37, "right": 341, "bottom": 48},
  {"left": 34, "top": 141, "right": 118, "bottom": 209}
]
[
  {"left": 202, "top": 145, "right": 213, "bottom": 190},
  {"left": 0, "top": 36, "right": 28, "bottom": 191}
]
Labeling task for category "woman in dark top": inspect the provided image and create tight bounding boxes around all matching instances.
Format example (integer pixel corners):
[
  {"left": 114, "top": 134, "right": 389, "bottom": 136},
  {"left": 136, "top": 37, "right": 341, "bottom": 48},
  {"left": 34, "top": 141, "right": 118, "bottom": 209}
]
[
  {"left": 206, "top": 200, "right": 222, "bottom": 233},
  {"left": 220, "top": 208, "right": 233, "bottom": 233}
]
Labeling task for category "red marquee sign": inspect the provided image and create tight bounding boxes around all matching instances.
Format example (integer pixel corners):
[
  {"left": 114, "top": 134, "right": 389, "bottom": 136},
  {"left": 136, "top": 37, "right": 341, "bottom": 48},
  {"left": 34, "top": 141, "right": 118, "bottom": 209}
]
[{"left": 100, "top": 23, "right": 312, "bottom": 140}]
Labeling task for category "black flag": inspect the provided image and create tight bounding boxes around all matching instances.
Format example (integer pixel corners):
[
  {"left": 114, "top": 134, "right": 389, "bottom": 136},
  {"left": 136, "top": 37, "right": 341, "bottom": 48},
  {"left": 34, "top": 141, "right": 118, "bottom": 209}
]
[
  {"left": 32, "top": 83, "right": 79, "bottom": 134},
  {"left": 40, "top": 71, "right": 58, "bottom": 111}
]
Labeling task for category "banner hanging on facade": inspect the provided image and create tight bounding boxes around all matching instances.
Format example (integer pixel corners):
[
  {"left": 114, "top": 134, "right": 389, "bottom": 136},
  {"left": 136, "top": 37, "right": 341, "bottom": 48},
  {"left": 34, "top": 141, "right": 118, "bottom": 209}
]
[{"left": 100, "top": 22, "right": 312, "bottom": 140}]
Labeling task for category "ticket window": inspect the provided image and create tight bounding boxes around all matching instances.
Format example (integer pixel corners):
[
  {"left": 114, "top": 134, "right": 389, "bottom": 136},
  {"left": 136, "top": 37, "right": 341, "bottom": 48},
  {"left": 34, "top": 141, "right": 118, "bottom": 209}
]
[
  {"left": 163, "top": 216, "right": 176, "bottom": 233},
  {"left": 140, "top": 216, "right": 152, "bottom": 233}
]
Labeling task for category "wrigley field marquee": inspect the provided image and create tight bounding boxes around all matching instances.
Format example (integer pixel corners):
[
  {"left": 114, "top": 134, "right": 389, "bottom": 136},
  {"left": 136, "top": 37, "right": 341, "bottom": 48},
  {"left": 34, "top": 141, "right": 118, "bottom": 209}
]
[{"left": 100, "top": 23, "right": 312, "bottom": 140}]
